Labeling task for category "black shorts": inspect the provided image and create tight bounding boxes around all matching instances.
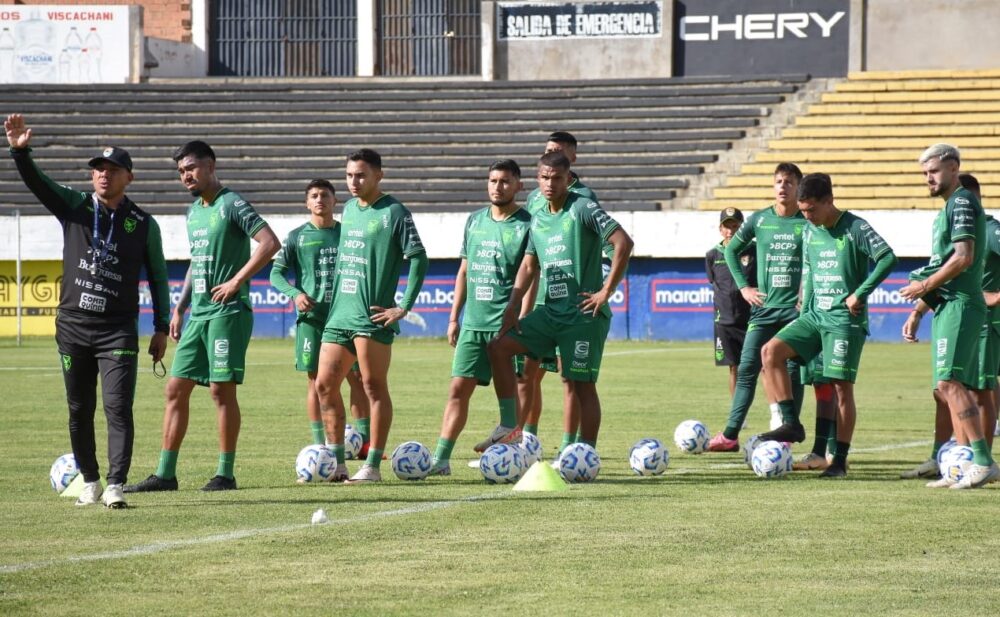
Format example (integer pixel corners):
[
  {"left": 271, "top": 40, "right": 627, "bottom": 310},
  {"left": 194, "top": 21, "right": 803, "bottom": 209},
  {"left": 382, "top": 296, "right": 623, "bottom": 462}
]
[{"left": 714, "top": 323, "right": 746, "bottom": 367}]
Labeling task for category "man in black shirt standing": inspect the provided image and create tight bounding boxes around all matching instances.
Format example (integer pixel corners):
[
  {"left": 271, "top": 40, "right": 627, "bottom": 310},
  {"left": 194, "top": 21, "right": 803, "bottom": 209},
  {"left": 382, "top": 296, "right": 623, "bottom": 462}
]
[
  {"left": 5, "top": 114, "right": 171, "bottom": 509},
  {"left": 706, "top": 207, "right": 756, "bottom": 400}
]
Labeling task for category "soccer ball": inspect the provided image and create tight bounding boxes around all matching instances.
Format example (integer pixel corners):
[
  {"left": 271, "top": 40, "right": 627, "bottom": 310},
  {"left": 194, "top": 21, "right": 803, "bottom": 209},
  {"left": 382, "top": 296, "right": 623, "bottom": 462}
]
[
  {"left": 936, "top": 438, "right": 959, "bottom": 467},
  {"left": 49, "top": 453, "right": 79, "bottom": 493},
  {"left": 295, "top": 445, "right": 337, "bottom": 483},
  {"left": 480, "top": 443, "right": 524, "bottom": 484},
  {"left": 391, "top": 441, "right": 432, "bottom": 480},
  {"left": 743, "top": 435, "right": 763, "bottom": 469},
  {"left": 751, "top": 440, "right": 793, "bottom": 478},
  {"left": 558, "top": 442, "right": 601, "bottom": 482},
  {"left": 519, "top": 432, "right": 543, "bottom": 467},
  {"left": 629, "top": 438, "right": 669, "bottom": 476},
  {"left": 674, "top": 420, "right": 710, "bottom": 454},
  {"left": 940, "top": 445, "right": 974, "bottom": 484},
  {"left": 344, "top": 424, "right": 364, "bottom": 460}
]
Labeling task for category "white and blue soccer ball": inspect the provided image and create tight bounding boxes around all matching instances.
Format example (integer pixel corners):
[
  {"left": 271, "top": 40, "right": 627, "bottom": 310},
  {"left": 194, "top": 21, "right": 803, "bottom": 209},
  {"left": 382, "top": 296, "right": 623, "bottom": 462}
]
[
  {"left": 558, "top": 442, "right": 601, "bottom": 482},
  {"left": 674, "top": 420, "right": 710, "bottom": 454},
  {"left": 751, "top": 440, "right": 793, "bottom": 478},
  {"left": 629, "top": 438, "right": 669, "bottom": 476},
  {"left": 940, "top": 445, "right": 974, "bottom": 484},
  {"left": 295, "top": 445, "right": 337, "bottom": 483},
  {"left": 391, "top": 441, "right": 433, "bottom": 480},
  {"left": 743, "top": 434, "right": 763, "bottom": 469},
  {"left": 519, "top": 433, "right": 543, "bottom": 467},
  {"left": 49, "top": 453, "right": 79, "bottom": 493},
  {"left": 936, "top": 438, "right": 959, "bottom": 468},
  {"left": 480, "top": 443, "right": 524, "bottom": 484},
  {"left": 344, "top": 424, "right": 364, "bottom": 460}
]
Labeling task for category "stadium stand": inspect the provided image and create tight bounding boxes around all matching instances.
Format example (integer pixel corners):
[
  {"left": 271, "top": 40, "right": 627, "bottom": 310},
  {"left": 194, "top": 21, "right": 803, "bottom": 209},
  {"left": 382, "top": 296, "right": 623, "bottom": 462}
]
[
  {"left": 700, "top": 69, "right": 1000, "bottom": 211},
  {"left": 0, "top": 75, "right": 809, "bottom": 215}
]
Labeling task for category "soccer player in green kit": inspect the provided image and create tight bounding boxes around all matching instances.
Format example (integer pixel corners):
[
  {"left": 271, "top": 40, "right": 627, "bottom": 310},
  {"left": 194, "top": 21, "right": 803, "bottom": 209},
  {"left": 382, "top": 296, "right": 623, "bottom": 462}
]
[
  {"left": 315, "top": 149, "right": 428, "bottom": 483},
  {"left": 126, "top": 141, "right": 281, "bottom": 492},
  {"left": 270, "top": 179, "right": 369, "bottom": 481},
  {"left": 901, "top": 172, "right": 1000, "bottom": 485},
  {"left": 510, "top": 131, "right": 601, "bottom": 458},
  {"left": 899, "top": 144, "right": 999, "bottom": 488},
  {"left": 487, "top": 151, "right": 633, "bottom": 455},
  {"left": 429, "top": 160, "right": 532, "bottom": 475},
  {"left": 759, "top": 173, "right": 897, "bottom": 477},
  {"left": 707, "top": 163, "right": 808, "bottom": 451}
]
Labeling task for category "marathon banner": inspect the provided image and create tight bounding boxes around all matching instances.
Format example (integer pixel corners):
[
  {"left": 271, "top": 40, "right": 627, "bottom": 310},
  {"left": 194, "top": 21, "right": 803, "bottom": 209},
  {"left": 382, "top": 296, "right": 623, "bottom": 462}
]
[
  {"left": 498, "top": 1, "right": 662, "bottom": 40},
  {"left": 673, "top": 0, "right": 849, "bottom": 77},
  {"left": 2, "top": 258, "right": 932, "bottom": 342}
]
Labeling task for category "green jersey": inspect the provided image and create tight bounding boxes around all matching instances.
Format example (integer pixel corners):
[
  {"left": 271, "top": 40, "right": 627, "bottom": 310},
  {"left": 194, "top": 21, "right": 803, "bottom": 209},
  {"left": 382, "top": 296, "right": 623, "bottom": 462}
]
[
  {"left": 459, "top": 206, "right": 532, "bottom": 331},
  {"left": 185, "top": 188, "right": 267, "bottom": 321},
  {"left": 801, "top": 211, "right": 893, "bottom": 330},
  {"left": 726, "top": 205, "right": 807, "bottom": 310},
  {"left": 526, "top": 192, "right": 620, "bottom": 323},
  {"left": 982, "top": 215, "right": 1000, "bottom": 331},
  {"left": 326, "top": 194, "right": 425, "bottom": 333},
  {"left": 911, "top": 187, "right": 985, "bottom": 304},
  {"left": 270, "top": 221, "right": 340, "bottom": 325},
  {"left": 526, "top": 175, "right": 610, "bottom": 305}
]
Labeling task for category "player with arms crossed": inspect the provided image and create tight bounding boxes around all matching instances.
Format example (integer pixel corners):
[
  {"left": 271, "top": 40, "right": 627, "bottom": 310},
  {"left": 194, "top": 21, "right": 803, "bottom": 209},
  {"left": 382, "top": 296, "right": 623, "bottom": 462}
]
[
  {"left": 899, "top": 144, "right": 998, "bottom": 488},
  {"left": 6, "top": 114, "right": 170, "bottom": 508},
  {"left": 901, "top": 170, "right": 1000, "bottom": 486},
  {"left": 127, "top": 141, "right": 280, "bottom": 493},
  {"left": 429, "top": 160, "right": 532, "bottom": 475},
  {"left": 707, "top": 163, "right": 808, "bottom": 451},
  {"left": 487, "top": 151, "right": 633, "bottom": 456},
  {"left": 759, "top": 173, "right": 896, "bottom": 477},
  {"left": 315, "top": 149, "right": 428, "bottom": 483},
  {"left": 270, "top": 180, "right": 369, "bottom": 480}
]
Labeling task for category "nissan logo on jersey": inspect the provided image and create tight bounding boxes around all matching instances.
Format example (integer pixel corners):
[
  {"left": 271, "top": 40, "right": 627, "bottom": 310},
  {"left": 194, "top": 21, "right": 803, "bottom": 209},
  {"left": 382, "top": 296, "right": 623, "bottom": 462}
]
[{"left": 673, "top": 0, "right": 849, "bottom": 77}]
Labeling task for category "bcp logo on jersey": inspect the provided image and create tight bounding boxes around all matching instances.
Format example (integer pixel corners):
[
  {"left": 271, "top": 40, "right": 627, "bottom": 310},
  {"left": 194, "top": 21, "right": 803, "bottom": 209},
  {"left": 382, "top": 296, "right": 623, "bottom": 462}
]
[{"left": 214, "top": 339, "right": 230, "bottom": 356}]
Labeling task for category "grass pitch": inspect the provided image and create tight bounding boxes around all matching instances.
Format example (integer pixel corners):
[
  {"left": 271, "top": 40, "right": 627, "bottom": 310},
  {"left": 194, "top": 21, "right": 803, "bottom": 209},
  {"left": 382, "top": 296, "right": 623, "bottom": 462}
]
[{"left": 1, "top": 337, "right": 999, "bottom": 616}]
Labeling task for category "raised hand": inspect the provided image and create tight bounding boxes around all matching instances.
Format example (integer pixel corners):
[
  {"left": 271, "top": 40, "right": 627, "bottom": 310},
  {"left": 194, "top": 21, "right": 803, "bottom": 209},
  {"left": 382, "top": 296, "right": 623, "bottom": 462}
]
[{"left": 4, "top": 114, "right": 32, "bottom": 149}]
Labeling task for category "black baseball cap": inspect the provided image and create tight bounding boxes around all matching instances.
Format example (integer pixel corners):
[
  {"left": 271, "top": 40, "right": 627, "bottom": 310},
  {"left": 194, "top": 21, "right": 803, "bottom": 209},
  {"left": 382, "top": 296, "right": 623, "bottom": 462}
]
[
  {"left": 720, "top": 207, "right": 744, "bottom": 224},
  {"left": 88, "top": 146, "right": 133, "bottom": 172}
]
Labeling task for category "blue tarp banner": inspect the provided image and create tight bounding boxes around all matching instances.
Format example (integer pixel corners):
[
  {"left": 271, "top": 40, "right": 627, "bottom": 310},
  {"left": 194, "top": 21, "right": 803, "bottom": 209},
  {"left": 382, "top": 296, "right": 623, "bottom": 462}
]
[{"left": 139, "top": 258, "right": 929, "bottom": 343}]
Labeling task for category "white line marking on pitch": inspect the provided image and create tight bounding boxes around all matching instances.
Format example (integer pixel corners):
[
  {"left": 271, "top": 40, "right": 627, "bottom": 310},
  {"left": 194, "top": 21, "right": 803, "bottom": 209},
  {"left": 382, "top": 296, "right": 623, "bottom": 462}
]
[
  {"left": 0, "top": 493, "right": 503, "bottom": 575},
  {"left": 604, "top": 347, "right": 699, "bottom": 357}
]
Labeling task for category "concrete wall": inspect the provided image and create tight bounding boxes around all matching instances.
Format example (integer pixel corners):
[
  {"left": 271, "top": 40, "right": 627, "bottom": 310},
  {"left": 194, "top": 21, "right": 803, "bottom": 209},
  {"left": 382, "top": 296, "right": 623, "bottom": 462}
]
[
  {"left": 492, "top": 1, "right": 673, "bottom": 81},
  {"left": 862, "top": 0, "right": 1000, "bottom": 71}
]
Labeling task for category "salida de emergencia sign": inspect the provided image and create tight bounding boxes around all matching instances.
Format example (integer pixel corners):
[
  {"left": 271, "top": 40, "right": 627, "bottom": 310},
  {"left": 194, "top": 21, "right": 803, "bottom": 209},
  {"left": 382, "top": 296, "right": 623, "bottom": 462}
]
[
  {"left": 498, "top": 1, "right": 662, "bottom": 40},
  {"left": 0, "top": 5, "right": 132, "bottom": 84}
]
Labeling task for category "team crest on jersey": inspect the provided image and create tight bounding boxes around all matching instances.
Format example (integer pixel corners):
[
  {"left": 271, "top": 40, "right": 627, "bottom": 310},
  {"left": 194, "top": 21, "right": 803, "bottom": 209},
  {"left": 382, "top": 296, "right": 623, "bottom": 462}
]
[
  {"left": 836, "top": 236, "right": 848, "bottom": 250},
  {"left": 367, "top": 219, "right": 380, "bottom": 236},
  {"left": 123, "top": 217, "right": 137, "bottom": 233}
]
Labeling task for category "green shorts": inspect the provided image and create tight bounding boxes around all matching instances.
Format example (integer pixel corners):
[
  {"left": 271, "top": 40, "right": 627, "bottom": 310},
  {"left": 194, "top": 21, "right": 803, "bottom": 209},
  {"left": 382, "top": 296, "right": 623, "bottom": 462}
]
[
  {"left": 321, "top": 327, "right": 395, "bottom": 355},
  {"left": 295, "top": 319, "right": 324, "bottom": 373},
  {"left": 974, "top": 320, "right": 1000, "bottom": 391},
  {"left": 776, "top": 314, "right": 866, "bottom": 384},
  {"left": 932, "top": 298, "right": 986, "bottom": 388},
  {"left": 800, "top": 355, "right": 830, "bottom": 386},
  {"left": 172, "top": 309, "right": 254, "bottom": 385},
  {"left": 452, "top": 329, "right": 520, "bottom": 386},
  {"left": 509, "top": 308, "right": 610, "bottom": 383}
]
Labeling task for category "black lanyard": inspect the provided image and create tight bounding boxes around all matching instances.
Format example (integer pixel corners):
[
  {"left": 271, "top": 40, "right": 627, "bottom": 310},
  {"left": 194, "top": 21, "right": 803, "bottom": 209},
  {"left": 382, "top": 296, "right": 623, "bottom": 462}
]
[{"left": 90, "top": 195, "right": 116, "bottom": 277}]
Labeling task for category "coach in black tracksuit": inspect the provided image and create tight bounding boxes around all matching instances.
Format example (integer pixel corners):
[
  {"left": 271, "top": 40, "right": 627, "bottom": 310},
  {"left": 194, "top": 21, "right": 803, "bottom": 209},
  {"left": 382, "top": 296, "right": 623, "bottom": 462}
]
[{"left": 5, "top": 114, "right": 170, "bottom": 507}]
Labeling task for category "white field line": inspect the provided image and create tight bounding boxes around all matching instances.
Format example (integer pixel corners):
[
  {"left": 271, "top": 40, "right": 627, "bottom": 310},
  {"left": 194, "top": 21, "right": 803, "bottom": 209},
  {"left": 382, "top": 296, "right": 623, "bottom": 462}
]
[
  {"left": 0, "top": 493, "right": 503, "bottom": 575},
  {"left": 669, "top": 439, "right": 932, "bottom": 474}
]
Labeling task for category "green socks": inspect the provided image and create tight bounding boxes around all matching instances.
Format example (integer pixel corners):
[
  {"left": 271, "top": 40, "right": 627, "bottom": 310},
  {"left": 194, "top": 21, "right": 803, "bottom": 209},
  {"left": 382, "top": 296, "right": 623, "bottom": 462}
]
[
  {"left": 310, "top": 420, "right": 325, "bottom": 445},
  {"left": 499, "top": 398, "right": 517, "bottom": 429},
  {"left": 331, "top": 444, "right": 345, "bottom": 465},
  {"left": 559, "top": 432, "right": 575, "bottom": 453},
  {"left": 433, "top": 437, "right": 456, "bottom": 464},
  {"left": 365, "top": 448, "right": 384, "bottom": 470},
  {"left": 812, "top": 418, "right": 835, "bottom": 457},
  {"left": 217, "top": 452, "right": 236, "bottom": 479},
  {"left": 356, "top": 418, "right": 371, "bottom": 442},
  {"left": 156, "top": 449, "right": 178, "bottom": 480},
  {"left": 832, "top": 441, "right": 850, "bottom": 469},
  {"left": 970, "top": 439, "right": 994, "bottom": 466},
  {"left": 778, "top": 399, "right": 797, "bottom": 425},
  {"left": 580, "top": 438, "right": 596, "bottom": 448},
  {"left": 524, "top": 423, "right": 538, "bottom": 436}
]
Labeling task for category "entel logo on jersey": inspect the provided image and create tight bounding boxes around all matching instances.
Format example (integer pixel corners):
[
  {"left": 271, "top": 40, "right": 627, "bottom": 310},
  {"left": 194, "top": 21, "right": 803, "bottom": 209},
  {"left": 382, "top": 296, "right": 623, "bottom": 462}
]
[{"left": 679, "top": 12, "right": 845, "bottom": 41}]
